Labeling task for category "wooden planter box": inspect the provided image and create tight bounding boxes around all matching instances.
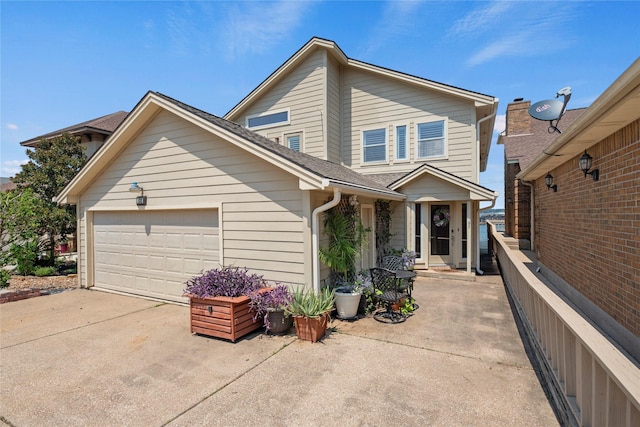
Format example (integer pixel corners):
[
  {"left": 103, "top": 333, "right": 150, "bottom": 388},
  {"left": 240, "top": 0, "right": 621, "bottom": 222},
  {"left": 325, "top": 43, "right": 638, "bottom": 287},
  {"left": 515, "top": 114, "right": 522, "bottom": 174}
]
[{"left": 187, "top": 294, "right": 262, "bottom": 342}]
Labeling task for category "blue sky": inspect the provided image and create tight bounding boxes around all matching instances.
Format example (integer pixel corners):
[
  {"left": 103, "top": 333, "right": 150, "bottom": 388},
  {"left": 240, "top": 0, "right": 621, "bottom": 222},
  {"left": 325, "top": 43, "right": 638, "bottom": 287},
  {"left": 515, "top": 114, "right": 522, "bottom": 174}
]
[{"left": 2, "top": 1, "right": 639, "bottom": 208}]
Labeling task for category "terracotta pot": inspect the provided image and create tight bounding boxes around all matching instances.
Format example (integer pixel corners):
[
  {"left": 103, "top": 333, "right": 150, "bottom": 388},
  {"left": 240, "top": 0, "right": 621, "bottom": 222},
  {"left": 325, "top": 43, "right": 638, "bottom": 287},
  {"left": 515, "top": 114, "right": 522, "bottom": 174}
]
[
  {"left": 293, "top": 313, "right": 329, "bottom": 342},
  {"left": 186, "top": 293, "right": 264, "bottom": 342}
]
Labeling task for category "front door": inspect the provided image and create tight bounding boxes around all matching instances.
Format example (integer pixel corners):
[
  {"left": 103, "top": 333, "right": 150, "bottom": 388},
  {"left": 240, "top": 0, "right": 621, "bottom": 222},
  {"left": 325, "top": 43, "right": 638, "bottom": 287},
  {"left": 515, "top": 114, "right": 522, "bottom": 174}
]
[{"left": 429, "top": 204, "right": 453, "bottom": 265}]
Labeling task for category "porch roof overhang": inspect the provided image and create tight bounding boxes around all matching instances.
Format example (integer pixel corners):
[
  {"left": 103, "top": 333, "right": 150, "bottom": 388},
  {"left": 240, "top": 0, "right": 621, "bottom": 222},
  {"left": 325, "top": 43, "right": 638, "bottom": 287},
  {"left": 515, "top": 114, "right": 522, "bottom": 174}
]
[
  {"left": 385, "top": 164, "right": 498, "bottom": 201},
  {"left": 519, "top": 58, "right": 640, "bottom": 181}
]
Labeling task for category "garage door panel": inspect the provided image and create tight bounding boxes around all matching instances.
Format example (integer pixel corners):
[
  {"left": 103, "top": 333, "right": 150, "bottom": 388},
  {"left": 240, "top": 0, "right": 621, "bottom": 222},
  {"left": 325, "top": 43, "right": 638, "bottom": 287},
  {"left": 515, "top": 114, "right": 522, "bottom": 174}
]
[{"left": 93, "top": 210, "right": 219, "bottom": 302}]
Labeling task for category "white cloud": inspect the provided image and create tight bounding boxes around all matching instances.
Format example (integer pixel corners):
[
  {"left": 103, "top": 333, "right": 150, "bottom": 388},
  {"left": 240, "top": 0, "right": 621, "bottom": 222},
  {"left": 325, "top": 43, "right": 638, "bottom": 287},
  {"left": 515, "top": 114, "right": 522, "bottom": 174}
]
[
  {"left": 449, "top": 2, "right": 577, "bottom": 66},
  {"left": 493, "top": 114, "right": 506, "bottom": 136},
  {"left": 6, "top": 123, "right": 18, "bottom": 130},
  {"left": 363, "top": 0, "right": 424, "bottom": 56},
  {"left": 1, "top": 159, "right": 28, "bottom": 177},
  {"left": 220, "top": 1, "right": 315, "bottom": 60}
]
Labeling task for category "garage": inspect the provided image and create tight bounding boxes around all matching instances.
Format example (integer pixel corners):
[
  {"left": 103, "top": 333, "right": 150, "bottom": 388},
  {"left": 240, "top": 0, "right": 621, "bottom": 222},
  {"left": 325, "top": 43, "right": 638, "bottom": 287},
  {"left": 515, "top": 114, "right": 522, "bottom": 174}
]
[{"left": 93, "top": 210, "right": 219, "bottom": 302}]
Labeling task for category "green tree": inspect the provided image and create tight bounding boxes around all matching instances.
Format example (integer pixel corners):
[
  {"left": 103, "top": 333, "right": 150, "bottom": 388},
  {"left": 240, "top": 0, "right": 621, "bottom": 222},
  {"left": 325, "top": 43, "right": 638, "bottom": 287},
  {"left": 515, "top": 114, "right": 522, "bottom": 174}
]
[
  {"left": 11, "top": 133, "right": 86, "bottom": 263},
  {"left": 0, "top": 188, "right": 45, "bottom": 266}
]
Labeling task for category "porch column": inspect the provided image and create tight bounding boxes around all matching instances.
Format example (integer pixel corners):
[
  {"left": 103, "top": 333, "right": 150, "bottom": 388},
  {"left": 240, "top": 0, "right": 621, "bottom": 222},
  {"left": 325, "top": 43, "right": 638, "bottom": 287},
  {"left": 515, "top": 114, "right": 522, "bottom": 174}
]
[{"left": 466, "top": 201, "right": 472, "bottom": 275}]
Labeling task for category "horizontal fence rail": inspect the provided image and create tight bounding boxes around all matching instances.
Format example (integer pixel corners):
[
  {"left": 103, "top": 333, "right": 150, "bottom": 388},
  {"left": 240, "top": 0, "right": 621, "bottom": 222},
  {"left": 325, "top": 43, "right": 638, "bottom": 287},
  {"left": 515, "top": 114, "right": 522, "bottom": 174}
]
[{"left": 488, "top": 222, "right": 640, "bottom": 427}]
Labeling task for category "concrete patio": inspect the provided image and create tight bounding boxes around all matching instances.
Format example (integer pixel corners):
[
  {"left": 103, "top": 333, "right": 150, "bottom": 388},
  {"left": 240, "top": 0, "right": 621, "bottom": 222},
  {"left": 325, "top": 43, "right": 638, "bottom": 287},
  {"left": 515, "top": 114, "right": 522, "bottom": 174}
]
[{"left": 1, "top": 271, "right": 558, "bottom": 426}]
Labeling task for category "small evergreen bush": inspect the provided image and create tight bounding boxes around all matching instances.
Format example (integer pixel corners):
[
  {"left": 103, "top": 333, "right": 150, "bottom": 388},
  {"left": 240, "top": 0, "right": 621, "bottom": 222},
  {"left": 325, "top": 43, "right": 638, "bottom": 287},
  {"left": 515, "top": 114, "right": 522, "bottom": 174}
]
[{"left": 34, "top": 266, "right": 57, "bottom": 277}]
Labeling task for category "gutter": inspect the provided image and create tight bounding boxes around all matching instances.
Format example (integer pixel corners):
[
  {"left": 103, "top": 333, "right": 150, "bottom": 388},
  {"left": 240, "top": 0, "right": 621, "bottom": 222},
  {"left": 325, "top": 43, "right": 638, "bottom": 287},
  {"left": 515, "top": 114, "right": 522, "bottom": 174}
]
[
  {"left": 311, "top": 188, "right": 341, "bottom": 293},
  {"left": 476, "top": 111, "right": 497, "bottom": 181}
]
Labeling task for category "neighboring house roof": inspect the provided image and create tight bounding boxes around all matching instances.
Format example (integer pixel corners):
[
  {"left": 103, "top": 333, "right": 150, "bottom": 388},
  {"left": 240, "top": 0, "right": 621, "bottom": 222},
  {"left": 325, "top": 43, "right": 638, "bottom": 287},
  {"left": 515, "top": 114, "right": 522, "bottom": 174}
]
[
  {"left": 501, "top": 108, "right": 586, "bottom": 171},
  {"left": 519, "top": 57, "right": 640, "bottom": 180},
  {"left": 57, "top": 92, "right": 406, "bottom": 205},
  {"left": 1, "top": 179, "right": 17, "bottom": 193},
  {"left": 19, "top": 111, "right": 128, "bottom": 147},
  {"left": 224, "top": 37, "right": 498, "bottom": 172}
]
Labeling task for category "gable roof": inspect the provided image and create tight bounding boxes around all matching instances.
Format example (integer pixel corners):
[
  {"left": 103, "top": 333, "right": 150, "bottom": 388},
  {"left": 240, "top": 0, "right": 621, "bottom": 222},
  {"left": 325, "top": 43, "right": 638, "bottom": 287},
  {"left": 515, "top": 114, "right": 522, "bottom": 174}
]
[
  {"left": 374, "top": 163, "right": 497, "bottom": 201},
  {"left": 519, "top": 57, "right": 640, "bottom": 180},
  {"left": 20, "top": 111, "right": 128, "bottom": 148},
  {"left": 223, "top": 37, "right": 498, "bottom": 170},
  {"left": 500, "top": 108, "right": 586, "bottom": 171},
  {"left": 56, "top": 92, "right": 405, "bottom": 204}
]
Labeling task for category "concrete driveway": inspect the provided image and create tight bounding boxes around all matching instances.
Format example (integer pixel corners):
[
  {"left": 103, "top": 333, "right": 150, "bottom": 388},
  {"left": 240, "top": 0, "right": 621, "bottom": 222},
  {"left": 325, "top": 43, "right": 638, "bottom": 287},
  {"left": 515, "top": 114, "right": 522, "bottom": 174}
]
[{"left": 1, "top": 275, "right": 558, "bottom": 427}]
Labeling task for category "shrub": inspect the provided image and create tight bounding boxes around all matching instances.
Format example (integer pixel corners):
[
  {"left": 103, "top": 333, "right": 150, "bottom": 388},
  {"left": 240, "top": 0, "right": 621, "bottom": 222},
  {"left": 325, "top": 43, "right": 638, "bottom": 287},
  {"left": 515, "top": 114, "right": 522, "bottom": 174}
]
[
  {"left": 34, "top": 266, "right": 57, "bottom": 277},
  {"left": 9, "top": 240, "right": 39, "bottom": 275},
  {"left": 0, "top": 269, "right": 10, "bottom": 288},
  {"left": 184, "top": 265, "right": 267, "bottom": 298}
]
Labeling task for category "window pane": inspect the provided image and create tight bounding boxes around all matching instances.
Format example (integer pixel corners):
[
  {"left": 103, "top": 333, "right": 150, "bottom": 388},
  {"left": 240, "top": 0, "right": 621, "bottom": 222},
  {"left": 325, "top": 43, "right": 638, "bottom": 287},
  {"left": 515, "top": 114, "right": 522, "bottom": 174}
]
[
  {"left": 248, "top": 111, "right": 288, "bottom": 128},
  {"left": 417, "top": 121, "right": 445, "bottom": 158},
  {"left": 396, "top": 125, "right": 407, "bottom": 160},
  {"left": 363, "top": 128, "right": 386, "bottom": 162},
  {"left": 287, "top": 135, "right": 301, "bottom": 151}
]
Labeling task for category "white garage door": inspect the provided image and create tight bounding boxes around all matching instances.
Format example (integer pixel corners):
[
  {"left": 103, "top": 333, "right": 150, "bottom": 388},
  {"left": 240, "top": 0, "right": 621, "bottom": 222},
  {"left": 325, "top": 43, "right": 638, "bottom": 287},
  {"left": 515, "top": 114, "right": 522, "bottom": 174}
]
[{"left": 94, "top": 210, "right": 219, "bottom": 302}]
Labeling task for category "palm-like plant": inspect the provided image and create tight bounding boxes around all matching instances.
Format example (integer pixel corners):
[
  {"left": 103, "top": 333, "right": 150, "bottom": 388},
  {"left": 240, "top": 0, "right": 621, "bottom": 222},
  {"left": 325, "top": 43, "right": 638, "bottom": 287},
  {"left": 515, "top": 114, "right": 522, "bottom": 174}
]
[{"left": 319, "top": 209, "right": 368, "bottom": 285}]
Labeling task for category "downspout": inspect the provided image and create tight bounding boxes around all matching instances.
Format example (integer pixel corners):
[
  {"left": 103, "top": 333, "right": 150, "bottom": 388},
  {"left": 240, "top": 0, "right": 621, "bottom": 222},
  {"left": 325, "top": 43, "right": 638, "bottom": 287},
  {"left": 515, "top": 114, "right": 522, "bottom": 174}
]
[
  {"left": 519, "top": 179, "right": 534, "bottom": 250},
  {"left": 474, "top": 111, "right": 497, "bottom": 275},
  {"left": 312, "top": 188, "right": 341, "bottom": 293},
  {"left": 476, "top": 195, "right": 497, "bottom": 275}
]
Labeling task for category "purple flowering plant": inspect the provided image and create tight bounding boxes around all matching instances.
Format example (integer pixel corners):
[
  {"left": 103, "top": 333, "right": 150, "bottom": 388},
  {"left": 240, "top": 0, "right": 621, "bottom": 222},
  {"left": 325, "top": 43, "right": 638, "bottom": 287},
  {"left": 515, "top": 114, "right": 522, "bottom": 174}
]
[
  {"left": 184, "top": 265, "right": 267, "bottom": 298},
  {"left": 249, "top": 284, "right": 293, "bottom": 331}
]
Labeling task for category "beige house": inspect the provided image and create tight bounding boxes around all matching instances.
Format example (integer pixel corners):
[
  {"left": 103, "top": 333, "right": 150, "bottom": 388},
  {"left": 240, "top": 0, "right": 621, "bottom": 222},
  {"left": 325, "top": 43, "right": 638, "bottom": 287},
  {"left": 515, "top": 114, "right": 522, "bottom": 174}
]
[
  {"left": 56, "top": 38, "right": 498, "bottom": 303},
  {"left": 20, "top": 111, "right": 128, "bottom": 159}
]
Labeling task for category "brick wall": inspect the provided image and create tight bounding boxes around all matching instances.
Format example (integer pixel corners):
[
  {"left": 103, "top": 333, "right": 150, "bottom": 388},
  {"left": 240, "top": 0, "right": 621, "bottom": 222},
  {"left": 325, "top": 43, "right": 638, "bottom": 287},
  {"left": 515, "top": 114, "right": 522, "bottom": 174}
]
[
  {"left": 534, "top": 119, "right": 640, "bottom": 336},
  {"left": 504, "top": 161, "right": 531, "bottom": 241},
  {"left": 506, "top": 101, "right": 531, "bottom": 135}
]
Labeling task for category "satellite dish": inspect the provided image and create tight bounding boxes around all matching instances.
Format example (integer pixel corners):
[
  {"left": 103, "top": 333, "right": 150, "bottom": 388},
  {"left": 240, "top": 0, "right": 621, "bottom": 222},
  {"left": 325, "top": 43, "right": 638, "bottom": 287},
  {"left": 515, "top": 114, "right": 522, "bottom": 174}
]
[
  {"left": 528, "top": 99, "right": 564, "bottom": 121},
  {"left": 528, "top": 86, "right": 572, "bottom": 134}
]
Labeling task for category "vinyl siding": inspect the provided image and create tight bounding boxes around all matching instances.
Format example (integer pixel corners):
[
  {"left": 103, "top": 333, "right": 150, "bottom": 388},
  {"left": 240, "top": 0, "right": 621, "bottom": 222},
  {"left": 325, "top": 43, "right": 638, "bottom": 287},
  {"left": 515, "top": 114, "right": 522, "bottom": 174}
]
[
  {"left": 234, "top": 49, "right": 327, "bottom": 159},
  {"left": 389, "top": 201, "right": 406, "bottom": 250},
  {"left": 397, "top": 174, "right": 470, "bottom": 202},
  {"left": 78, "top": 110, "right": 307, "bottom": 287},
  {"left": 326, "top": 55, "right": 342, "bottom": 164},
  {"left": 341, "top": 68, "right": 477, "bottom": 181}
]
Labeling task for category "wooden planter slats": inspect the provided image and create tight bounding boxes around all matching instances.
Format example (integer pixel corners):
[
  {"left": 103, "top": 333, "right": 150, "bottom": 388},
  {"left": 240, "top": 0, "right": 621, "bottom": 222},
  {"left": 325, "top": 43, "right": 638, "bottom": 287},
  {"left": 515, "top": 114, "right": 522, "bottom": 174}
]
[{"left": 187, "top": 294, "right": 262, "bottom": 342}]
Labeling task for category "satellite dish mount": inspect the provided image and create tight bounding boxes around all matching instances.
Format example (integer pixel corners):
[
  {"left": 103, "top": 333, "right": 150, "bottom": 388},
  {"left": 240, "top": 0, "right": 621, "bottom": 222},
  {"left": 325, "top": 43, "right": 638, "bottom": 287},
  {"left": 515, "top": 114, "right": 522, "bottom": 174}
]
[{"left": 528, "top": 86, "right": 572, "bottom": 134}]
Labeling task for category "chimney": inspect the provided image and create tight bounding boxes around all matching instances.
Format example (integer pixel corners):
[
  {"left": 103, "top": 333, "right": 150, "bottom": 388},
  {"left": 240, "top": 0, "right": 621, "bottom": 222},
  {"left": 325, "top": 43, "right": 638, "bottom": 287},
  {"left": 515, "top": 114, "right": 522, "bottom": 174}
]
[{"left": 505, "top": 98, "right": 531, "bottom": 136}]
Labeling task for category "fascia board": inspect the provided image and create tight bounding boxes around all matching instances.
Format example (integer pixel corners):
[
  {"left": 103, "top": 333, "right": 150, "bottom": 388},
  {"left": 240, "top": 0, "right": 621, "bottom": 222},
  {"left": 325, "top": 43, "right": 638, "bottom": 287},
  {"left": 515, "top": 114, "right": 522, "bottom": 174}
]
[
  {"left": 56, "top": 93, "right": 161, "bottom": 204},
  {"left": 391, "top": 166, "right": 495, "bottom": 200}
]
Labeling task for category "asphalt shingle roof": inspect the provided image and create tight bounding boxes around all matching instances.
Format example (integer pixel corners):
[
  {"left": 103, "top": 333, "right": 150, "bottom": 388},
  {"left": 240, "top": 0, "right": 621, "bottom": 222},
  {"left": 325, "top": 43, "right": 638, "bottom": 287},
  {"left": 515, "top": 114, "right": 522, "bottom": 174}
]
[
  {"left": 20, "top": 111, "right": 129, "bottom": 147},
  {"left": 154, "top": 92, "right": 401, "bottom": 196}
]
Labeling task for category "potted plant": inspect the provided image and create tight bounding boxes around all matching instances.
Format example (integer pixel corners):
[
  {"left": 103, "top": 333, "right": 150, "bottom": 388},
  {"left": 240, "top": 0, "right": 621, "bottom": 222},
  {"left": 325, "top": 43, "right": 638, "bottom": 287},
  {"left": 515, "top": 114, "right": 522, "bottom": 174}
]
[
  {"left": 319, "top": 197, "right": 370, "bottom": 319},
  {"left": 183, "top": 265, "right": 269, "bottom": 342},
  {"left": 285, "top": 287, "right": 335, "bottom": 342},
  {"left": 249, "top": 284, "right": 293, "bottom": 335}
]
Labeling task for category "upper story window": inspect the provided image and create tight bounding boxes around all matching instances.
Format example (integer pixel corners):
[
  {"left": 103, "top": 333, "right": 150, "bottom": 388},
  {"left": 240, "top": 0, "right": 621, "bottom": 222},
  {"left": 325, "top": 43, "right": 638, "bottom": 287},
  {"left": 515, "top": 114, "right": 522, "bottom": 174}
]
[
  {"left": 246, "top": 109, "right": 289, "bottom": 129},
  {"left": 417, "top": 120, "right": 445, "bottom": 159},
  {"left": 362, "top": 128, "right": 386, "bottom": 163},
  {"left": 285, "top": 132, "right": 302, "bottom": 152},
  {"left": 396, "top": 125, "right": 407, "bottom": 161}
]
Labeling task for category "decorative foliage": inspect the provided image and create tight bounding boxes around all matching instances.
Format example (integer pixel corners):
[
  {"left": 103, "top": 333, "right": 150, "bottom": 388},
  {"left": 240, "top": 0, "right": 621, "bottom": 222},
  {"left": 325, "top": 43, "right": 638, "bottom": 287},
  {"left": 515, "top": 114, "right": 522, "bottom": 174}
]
[
  {"left": 284, "top": 287, "right": 335, "bottom": 318},
  {"left": 249, "top": 284, "right": 293, "bottom": 331},
  {"left": 375, "top": 199, "right": 393, "bottom": 266},
  {"left": 319, "top": 196, "right": 370, "bottom": 286},
  {"left": 433, "top": 206, "right": 450, "bottom": 227},
  {"left": 401, "top": 249, "right": 417, "bottom": 269},
  {"left": 184, "top": 265, "right": 267, "bottom": 298}
]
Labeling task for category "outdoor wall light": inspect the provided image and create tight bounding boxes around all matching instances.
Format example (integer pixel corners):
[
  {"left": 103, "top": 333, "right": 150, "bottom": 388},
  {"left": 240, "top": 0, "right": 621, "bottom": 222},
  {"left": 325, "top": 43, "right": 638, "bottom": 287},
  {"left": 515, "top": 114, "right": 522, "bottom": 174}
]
[
  {"left": 544, "top": 173, "right": 557, "bottom": 192},
  {"left": 129, "top": 182, "right": 147, "bottom": 206},
  {"left": 578, "top": 150, "right": 599, "bottom": 181}
]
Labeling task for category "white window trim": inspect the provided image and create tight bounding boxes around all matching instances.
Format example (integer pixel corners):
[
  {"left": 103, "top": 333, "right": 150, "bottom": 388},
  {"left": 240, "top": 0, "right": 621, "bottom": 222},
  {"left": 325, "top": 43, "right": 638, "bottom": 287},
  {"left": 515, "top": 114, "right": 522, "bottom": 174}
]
[
  {"left": 415, "top": 119, "right": 448, "bottom": 161},
  {"left": 394, "top": 123, "right": 410, "bottom": 162},
  {"left": 246, "top": 108, "right": 290, "bottom": 130},
  {"left": 284, "top": 131, "right": 304, "bottom": 152},
  {"left": 361, "top": 127, "right": 387, "bottom": 165}
]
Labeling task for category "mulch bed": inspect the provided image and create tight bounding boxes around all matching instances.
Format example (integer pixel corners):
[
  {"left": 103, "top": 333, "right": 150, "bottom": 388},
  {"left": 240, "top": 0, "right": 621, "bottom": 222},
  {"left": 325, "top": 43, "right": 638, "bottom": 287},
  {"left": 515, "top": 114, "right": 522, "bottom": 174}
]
[{"left": 1, "top": 275, "right": 79, "bottom": 303}]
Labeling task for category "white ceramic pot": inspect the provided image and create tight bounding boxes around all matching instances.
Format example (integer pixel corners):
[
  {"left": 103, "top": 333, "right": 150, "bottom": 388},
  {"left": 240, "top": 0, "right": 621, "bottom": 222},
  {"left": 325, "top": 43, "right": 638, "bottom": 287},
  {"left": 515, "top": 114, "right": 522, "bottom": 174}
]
[{"left": 334, "top": 287, "right": 362, "bottom": 319}]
